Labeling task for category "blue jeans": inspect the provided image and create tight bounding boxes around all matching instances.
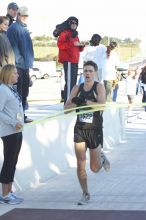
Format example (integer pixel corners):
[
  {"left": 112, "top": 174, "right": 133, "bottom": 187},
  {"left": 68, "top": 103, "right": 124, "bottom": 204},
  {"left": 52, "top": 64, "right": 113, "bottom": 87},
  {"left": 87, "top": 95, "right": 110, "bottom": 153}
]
[{"left": 112, "top": 84, "right": 119, "bottom": 102}]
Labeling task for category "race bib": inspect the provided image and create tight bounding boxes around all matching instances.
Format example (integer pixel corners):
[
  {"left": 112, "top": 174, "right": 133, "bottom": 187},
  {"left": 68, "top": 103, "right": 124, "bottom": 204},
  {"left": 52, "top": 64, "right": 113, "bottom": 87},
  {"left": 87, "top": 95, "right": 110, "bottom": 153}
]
[
  {"left": 79, "top": 111, "right": 93, "bottom": 123},
  {"left": 16, "top": 113, "right": 23, "bottom": 122}
]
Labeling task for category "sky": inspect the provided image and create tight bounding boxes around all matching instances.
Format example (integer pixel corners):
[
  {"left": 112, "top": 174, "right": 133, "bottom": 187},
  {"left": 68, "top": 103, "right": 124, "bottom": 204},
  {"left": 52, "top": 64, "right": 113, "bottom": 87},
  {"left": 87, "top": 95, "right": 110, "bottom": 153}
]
[{"left": 0, "top": 0, "right": 146, "bottom": 43}]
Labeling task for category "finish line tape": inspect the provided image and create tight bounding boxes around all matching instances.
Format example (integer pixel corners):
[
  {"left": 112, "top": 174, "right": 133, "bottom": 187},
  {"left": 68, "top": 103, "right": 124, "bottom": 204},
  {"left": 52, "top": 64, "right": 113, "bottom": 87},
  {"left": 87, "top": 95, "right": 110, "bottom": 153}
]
[{"left": 25, "top": 102, "right": 146, "bottom": 127}]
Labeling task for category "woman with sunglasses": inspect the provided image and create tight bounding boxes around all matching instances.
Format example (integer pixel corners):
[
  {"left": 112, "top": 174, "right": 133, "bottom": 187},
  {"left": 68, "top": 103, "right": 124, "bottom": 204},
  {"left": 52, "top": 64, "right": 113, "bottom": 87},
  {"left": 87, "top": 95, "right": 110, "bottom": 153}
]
[{"left": 54, "top": 16, "right": 86, "bottom": 103}]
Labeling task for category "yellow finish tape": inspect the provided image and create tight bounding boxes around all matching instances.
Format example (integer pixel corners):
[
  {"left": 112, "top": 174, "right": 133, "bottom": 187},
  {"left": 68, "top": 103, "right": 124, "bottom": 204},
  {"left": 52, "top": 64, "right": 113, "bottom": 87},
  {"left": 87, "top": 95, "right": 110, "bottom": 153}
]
[{"left": 25, "top": 102, "right": 145, "bottom": 127}]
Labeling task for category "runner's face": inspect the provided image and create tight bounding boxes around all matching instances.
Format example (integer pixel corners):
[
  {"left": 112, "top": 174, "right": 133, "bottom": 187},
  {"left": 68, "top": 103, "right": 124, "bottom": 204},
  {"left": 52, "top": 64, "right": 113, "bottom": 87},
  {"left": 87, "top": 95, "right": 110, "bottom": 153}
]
[{"left": 83, "top": 65, "right": 96, "bottom": 82}]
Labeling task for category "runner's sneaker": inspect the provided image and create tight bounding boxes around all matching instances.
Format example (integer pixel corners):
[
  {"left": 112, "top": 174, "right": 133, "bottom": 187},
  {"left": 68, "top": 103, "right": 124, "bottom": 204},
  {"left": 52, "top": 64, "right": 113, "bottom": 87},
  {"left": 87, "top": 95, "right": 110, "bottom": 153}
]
[
  {"left": 2, "top": 192, "right": 23, "bottom": 205},
  {"left": 101, "top": 151, "right": 110, "bottom": 172},
  {"left": 77, "top": 192, "right": 90, "bottom": 205}
]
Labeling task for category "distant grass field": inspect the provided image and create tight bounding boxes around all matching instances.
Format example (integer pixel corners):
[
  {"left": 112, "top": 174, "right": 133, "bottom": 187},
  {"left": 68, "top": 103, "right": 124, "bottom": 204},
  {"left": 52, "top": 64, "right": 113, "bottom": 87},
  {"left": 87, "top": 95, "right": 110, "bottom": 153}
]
[
  {"left": 118, "top": 45, "right": 140, "bottom": 61},
  {"left": 34, "top": 45, "right": 140, "bottom": 63},
  {"left": 34, "top": 46, "right": 58, "bottom": 61}
]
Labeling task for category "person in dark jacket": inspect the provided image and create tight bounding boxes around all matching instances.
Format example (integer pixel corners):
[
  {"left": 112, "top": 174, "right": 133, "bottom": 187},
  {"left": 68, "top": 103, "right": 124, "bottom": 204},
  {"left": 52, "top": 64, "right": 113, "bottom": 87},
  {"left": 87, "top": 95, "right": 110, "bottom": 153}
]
[
  {"left": 7, "top": 6, "right": 34, "bottom": 123},
  {"left": 6, "top": 2, "right": 18, "bottom": 26},
  {"left": 55, "top": 16, "right": 85, "bottom": 103},
  {"left": 139, "top": 66, "right": 146, "bottom": 111},
  {"left": 0, "top": 16, "right": 15, "bottom": 70}
]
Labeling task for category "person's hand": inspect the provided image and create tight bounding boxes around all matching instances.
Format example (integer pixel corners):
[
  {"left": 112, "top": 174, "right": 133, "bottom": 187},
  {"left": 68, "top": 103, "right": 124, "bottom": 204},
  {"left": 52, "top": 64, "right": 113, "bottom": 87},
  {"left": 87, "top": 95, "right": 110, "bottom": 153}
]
[
  {"left": 74, "top": 41, "right": 81, "bottom": 46},
  {"left": 72, "top": 97, "right": 86, "bottom": 106},
  {"left": 80, "top": 41, "right": 89, "bottom": 46},
  {"left": 74, "top": 41, "right": 89, "bottom": 47},
  {"left": 15, "top": 123, "right": 23, "bottom": 130}
]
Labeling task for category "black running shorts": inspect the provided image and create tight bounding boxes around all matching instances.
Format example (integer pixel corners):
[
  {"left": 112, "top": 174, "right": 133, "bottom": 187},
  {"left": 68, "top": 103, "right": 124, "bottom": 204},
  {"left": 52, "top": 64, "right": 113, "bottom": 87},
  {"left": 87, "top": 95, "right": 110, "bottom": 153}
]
[{"left": 74, "top": 127, "right": 103, "bottom": 149}]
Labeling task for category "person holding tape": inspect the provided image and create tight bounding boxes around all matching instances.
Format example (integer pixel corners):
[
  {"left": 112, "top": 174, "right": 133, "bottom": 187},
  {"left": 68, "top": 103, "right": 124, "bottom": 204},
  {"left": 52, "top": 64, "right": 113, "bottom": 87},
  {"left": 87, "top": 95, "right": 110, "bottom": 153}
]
[{"left": 0, "top": 64, "right": 24, "bottom": 205}]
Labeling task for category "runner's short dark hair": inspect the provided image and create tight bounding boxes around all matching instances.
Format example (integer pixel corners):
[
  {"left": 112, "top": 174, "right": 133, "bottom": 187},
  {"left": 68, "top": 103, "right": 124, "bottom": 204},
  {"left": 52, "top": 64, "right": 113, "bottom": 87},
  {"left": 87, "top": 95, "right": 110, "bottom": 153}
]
[{"left": 83, "top": 61, "right": 98, "bottom": 72}]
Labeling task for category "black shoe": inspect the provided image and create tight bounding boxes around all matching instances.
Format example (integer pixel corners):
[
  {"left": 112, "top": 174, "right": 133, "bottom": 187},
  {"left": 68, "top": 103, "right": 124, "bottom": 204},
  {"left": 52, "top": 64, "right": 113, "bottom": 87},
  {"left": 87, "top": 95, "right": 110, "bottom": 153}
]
[{"left": 24, "top": 118, "right": 33, "bottom": 123}]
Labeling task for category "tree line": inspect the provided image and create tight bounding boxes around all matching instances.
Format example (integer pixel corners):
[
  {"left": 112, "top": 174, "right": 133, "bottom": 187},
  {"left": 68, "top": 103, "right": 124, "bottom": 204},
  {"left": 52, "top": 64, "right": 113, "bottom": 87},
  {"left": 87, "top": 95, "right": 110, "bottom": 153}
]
[{"left": 32, "top": 35, "right": 141, "bottom": 47}]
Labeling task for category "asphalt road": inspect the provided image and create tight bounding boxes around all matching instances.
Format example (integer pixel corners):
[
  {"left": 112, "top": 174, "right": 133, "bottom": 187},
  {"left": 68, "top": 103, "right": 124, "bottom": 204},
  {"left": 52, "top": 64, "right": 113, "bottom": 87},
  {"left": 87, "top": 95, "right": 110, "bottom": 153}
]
[{"left": 28, "top": 77, "right": 61, "bottom": 104}]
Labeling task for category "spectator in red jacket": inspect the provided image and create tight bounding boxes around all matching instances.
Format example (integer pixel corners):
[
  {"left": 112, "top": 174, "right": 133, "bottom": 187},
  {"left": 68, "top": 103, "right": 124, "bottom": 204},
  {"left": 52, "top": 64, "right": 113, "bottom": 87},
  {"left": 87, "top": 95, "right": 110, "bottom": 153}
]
[{"left": 54, "top": 16, "right": 85, "bottom": 103}]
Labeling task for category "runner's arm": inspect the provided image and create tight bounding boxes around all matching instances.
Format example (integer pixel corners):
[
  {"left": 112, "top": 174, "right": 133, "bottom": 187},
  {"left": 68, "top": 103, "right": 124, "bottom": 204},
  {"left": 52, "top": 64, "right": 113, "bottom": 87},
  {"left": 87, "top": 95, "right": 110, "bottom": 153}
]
[
  {"left": 64, "top": 85, "right": 79, "bottom": 114},
  {"left": 86, "top": 83, "right": 106, "bottom": 111}
]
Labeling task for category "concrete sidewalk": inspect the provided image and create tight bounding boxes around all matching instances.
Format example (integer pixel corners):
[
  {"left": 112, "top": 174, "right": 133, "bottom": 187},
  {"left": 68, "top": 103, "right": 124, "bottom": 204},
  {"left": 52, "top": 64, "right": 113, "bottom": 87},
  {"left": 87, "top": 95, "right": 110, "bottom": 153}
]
[{"left": 0, "top": 108, "right": 146, "bottom": 216}]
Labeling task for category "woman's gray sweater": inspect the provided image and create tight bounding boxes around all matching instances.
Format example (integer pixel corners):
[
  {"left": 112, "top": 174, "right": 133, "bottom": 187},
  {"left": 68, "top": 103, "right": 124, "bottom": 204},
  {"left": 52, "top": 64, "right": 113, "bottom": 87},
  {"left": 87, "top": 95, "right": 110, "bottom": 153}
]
[{"left": 0, "top": 83, "right": 24, "bottom": 137}]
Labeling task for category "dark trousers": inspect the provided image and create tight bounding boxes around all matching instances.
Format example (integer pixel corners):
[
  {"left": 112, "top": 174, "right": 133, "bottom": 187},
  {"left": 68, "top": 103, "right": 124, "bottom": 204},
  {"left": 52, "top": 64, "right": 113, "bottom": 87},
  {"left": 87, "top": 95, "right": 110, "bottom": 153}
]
[
  {"left": 63, "top": 62, "right": 78, "bottom": 103},
  {"left": 16, "top": 68, "right": 30, "bottom": 111},
  {"left": 61, "top": 90, "right": 64, "bottom": 102},
  {"left": 142, "top": 87, "right": 146, "bottom": 111},
  {"left": 0, "top": 132, "right": 22, "bottom": 184}
]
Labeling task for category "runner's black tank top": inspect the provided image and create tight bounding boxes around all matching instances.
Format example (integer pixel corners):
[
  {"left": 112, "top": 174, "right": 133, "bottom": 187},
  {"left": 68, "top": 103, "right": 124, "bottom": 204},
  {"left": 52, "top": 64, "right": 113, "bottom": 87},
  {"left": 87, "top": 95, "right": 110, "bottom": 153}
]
[{"left": 75, "top": 82, "right": 103, "bottom": 129}]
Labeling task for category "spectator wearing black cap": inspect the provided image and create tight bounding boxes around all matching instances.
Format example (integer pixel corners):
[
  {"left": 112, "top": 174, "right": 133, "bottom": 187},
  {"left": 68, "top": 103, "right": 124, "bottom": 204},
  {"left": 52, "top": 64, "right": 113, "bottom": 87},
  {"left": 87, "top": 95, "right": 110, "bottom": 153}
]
[
  {"left": 7, "top": 6, "right": 34, "bottom": 123},
  {"left": 6, "top": 2, "right": 18, "bottom": 26},
  {"left": 54, "top": 16, "right": 86, "bottom": 103}
]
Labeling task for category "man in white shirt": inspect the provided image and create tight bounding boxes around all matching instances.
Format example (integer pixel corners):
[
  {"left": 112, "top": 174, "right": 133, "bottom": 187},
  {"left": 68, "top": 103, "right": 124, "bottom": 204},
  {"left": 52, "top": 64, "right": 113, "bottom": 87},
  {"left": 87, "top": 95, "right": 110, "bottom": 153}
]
[{"left": 82, "top": 34, "right": 106, "bottom": 82}]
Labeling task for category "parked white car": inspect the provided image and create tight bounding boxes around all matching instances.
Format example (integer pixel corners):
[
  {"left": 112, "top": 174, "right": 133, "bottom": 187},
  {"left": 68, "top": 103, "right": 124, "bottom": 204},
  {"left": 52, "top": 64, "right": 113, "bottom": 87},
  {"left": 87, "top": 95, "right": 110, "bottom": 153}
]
[
  {"left": 33, "top": 61, "right": 57, "bottom": 78},
  {"left": 29, "top": 67, "right": 42, "bottom": 81}
]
